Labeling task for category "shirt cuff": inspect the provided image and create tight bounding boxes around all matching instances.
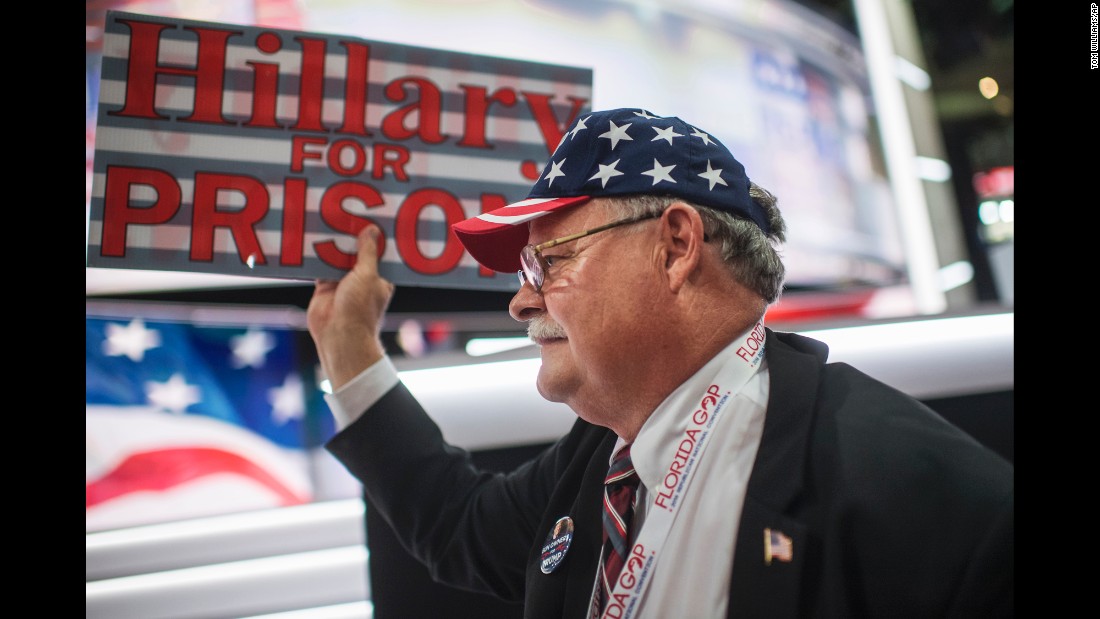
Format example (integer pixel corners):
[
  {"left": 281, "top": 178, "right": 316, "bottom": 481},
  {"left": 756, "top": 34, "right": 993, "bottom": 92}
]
[{"left": 323, "top": 356, "right": 400, "bottom": 431}]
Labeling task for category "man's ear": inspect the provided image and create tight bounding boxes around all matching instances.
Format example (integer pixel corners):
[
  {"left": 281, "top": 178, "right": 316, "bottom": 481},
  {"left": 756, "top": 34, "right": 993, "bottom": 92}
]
[{"left": 659, "top": 203, "right": 705, "bottom": 293}]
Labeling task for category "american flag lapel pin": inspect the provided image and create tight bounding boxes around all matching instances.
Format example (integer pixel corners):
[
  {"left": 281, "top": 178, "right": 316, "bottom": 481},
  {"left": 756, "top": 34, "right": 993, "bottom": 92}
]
[{"left": 764, "top": 528, "right": 793, "bottom": 565}]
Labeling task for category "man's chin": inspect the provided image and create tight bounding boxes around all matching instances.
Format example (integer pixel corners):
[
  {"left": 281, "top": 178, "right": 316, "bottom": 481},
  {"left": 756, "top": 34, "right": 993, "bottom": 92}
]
[{"left": 534, "top": 362, "right": 570, "bottom": 404}]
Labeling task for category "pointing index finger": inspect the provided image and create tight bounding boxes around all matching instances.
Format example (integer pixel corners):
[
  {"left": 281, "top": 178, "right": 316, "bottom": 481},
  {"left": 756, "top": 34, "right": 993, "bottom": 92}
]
[{"left": 354, "top": 224, "right": 383, "bottom": 272}]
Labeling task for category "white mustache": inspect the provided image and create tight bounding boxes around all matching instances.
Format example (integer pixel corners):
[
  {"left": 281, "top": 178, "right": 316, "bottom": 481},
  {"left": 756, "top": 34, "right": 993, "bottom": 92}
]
[{"left": 527, "top": 316, "right": 567, "bottom": 341}]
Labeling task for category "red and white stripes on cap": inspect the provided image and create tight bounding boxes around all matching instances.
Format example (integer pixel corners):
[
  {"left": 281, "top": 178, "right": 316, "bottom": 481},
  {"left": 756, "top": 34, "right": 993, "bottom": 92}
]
[{"left": 452, "top": 196, "right": 590, "bottom": 274}]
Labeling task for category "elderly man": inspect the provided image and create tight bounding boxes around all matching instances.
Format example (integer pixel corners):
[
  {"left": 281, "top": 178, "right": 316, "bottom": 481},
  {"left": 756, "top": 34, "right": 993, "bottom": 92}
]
[{"left": 307, "top": 108, "right": 1013, "bottom": 618}]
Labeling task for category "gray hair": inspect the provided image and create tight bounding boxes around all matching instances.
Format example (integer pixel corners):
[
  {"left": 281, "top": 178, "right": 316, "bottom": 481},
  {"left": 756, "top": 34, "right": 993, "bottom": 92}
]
[{"left": 607, "top": 183, "right": 787, "bottom": 304}]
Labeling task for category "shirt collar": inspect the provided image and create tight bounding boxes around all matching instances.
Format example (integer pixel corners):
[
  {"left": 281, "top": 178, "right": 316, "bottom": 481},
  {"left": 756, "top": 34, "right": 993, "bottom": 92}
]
[{"left": 627, "top": 327, "right": 765, "bottom": 494}]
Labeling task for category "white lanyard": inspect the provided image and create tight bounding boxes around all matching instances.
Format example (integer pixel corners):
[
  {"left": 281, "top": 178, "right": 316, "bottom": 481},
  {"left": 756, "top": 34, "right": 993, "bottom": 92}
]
[{"left": 599, "top": 321, "right": 766, "bottom": 619}]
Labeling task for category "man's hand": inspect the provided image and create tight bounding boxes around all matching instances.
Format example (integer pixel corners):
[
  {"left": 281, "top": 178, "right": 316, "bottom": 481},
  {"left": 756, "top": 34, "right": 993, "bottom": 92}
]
[{"left": 307, "top": 225, "right": 396, "bottom": 391}]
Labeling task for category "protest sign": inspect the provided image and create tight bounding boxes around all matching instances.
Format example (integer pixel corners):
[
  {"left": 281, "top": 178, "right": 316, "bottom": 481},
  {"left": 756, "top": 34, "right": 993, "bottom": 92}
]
[{"left": 87, "top": 11, "right": 592, "bottom": 291}]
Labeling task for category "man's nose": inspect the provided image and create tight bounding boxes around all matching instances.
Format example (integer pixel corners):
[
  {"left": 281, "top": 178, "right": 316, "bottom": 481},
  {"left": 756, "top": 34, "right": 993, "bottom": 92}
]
[{"left": 508, "top": 279, "right": 545, "bottom": 322}]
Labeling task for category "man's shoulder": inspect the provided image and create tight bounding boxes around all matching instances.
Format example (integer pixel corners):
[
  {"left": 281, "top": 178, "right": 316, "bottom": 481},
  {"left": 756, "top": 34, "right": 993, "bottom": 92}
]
[
  {"left": 765, "top": 327, "right": 931, "bottom": 410},
  {"left": 811, "top": 357, "right": 1013, "bottom": 494},
  {"left": 766, "top": 328, "right": 830, "bottom": 363},
  {"left": 764, "top": 328, "right": 1012, "bottom": 478}
]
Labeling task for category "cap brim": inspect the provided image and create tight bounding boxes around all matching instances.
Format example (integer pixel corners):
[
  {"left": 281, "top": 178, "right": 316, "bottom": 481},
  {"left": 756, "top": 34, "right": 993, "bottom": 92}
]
[{"left": 452, "top": 196, "right": 591, "bottom": 273}]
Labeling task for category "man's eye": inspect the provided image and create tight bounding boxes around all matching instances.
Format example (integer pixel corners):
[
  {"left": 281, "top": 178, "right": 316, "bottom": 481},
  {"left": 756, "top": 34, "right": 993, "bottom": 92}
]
[{"left": 543, "top": 255, "right": 559, "bottom": 268}]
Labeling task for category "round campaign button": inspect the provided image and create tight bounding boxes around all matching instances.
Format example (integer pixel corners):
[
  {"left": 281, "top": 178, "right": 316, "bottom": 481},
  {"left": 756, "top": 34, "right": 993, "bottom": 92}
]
[{"left": 539, "top": 516, "right": 575, "bottom": 574}]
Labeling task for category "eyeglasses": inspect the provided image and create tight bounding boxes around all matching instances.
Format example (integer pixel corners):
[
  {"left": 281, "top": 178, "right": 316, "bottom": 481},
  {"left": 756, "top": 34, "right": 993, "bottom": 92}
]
[{"left": 518, "top": 212, "right": 663, "bottom": 292}]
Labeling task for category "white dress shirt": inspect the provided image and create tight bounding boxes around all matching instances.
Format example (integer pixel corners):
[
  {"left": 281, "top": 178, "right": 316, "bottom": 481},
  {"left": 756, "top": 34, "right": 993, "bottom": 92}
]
[{"left": 588, "top": 338, "right": 769, "bottom": 618}]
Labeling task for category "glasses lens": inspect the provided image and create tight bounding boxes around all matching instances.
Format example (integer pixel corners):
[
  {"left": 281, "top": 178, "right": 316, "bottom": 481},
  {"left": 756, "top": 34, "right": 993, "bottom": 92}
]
[{"left": 519, "top": 245, "right": 543, "bottom": 291}]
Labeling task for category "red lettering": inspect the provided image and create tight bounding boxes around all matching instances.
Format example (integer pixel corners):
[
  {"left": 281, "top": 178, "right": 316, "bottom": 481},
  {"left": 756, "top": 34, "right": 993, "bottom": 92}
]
[
  {"left": 615, "top": 544, "right": 648, "bottom": 594},
  {"left": 190, "top": 172, "right": 269, "bottom": 265},
  {"left": 618, "top": 570, "right": 635, "bottom": 589},
  {"left": 293, "top": 36, "right": 328, "bottom": 131},
  {"left": 695, "top": 384, "right": 723, "bottom": 418},
  {"left": 736, "top": 325, "right": 766, "bottom": 361},
  {"left": 315, "top": 181, "right": 386, "bottom": 268},
  {"left": 100, "top": 166, "right": 182, "bottom": 257},
  {"left": 655, "top": 490, "right": 671, "bottom": 510},
  {"left": 328, "top": 139, "right": 368, "bottom": 176},
  {"left": 382, "top": 77, "right": 447, "bottom": 143},
  {"left": 396, "top": 189, "right": 467, "bottom": 275},
  {"left": 676, "top": 438, "right": 693, "bottom": 460},
  {"left": 692, "top": 408, "right": 709, "bottom": 425},
  {"left": 280, "top": 178, "right": 307, "bottom": 266},
  {"left": 105, "top": 15, "right": 587, "bottom": 156},
  {"left": 112, "top": 19, "right": 239, "bottom": 124},
  {"left": 245, "top": 32, "right": 283, "bottom": 128},
  {"left": 372, "top": 144, "right": 410, "bottom": 181},
  {"left": 292, "top": 137, "right": 410, "bottom": 179},
  {"left": 97, "top": 18, "right": 601, "bottom": 283},
  {"left": 291, "top": 136, "right": 327, "bottom": 172},
  {"left": 457, "top": 85, "right": 517, "bottom": 148},
  {"left": 338, "top": 41, "right": 372, "bottom": 136},
  {"left": 663, "top": 471, "right": 679, "bottom": 489}
]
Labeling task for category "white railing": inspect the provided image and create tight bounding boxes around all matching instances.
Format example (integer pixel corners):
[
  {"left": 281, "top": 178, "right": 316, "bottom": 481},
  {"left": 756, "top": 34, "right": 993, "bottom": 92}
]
[{"left": 86, "top": 500, "right": 371, "bottom": 619}]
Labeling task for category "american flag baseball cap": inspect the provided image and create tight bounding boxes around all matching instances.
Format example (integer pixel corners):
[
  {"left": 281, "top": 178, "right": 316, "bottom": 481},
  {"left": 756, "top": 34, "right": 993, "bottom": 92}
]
[{"left": 452, "top": 107, "right": 769, "bottom": 273}]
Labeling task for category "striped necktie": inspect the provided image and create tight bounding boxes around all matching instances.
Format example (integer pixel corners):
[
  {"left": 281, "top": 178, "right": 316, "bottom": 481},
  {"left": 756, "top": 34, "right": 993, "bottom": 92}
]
[{"left": 599, "top": 444, "right": 640, "bottom": 614}]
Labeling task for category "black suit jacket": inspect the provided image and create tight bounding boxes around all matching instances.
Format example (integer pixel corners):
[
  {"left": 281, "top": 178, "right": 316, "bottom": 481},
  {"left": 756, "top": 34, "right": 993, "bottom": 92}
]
[{"left": 327, "top": 329, "right": 1013, "bottom": 618}]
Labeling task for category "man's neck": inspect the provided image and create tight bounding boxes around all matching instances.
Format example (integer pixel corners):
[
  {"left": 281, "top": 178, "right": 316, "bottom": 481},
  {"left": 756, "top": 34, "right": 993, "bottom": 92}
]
[{"left": 587, "top": 315, "right": 761, "bottom": 442}]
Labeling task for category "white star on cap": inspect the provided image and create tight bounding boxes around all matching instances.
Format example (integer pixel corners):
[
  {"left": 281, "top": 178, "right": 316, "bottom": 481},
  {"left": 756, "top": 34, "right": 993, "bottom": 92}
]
[
  {"left": 651, "top": 125, "right": 683, "bottom": 145},
  {"left": 691, "top": 128, "right": 715, "bottom": 146},
  {"left": 633, "top": 110, "right": 659, "bottom": 119},
  {"left": 544, "top": 158, "right": 567, "bottom": 186},
  {"left": 599, "top": 121, "right": 634, "bottom": 150},
  {"left": 554, "top": 132, "right": 569, "bottom": 153},
  {"left": 569, "top": 116, "right": 590, "bottom": 139},
  {"left": 699, "top": 160, "right": 728, "bottom": 190},
  {"left": 589, "top": 159, "right": 624, "bottom": 187},
  {"left": 642, "top": 159, "right": 677, "bottom": 185}
]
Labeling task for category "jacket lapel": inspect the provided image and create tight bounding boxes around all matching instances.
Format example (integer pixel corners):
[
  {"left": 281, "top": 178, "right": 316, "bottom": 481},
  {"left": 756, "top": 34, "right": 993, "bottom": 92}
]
[
  {"left": 562, "top": 435, "right": 616, "bottom": 619},
  {"left": 527, "top": 430, "right": 617, "bottom": 619},
  {"left": 727, "top": 329, "right": 825, "bottom": 618}
]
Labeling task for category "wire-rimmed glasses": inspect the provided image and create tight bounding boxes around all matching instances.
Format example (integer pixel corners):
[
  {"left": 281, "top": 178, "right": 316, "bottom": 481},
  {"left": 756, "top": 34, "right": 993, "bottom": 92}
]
[{"left": 517, "top": 212, "right": 662, "bottom": 292}]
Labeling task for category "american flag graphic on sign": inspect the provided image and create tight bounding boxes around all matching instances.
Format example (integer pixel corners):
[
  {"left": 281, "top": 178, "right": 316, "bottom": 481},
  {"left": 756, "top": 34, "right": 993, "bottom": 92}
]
[{"left": 87, "top": 11, "right": 592, "bottom": 292}]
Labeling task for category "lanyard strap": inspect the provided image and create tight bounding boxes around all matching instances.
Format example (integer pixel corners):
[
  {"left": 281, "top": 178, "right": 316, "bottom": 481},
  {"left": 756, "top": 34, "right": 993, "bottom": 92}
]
[{"left": 600, "top": 321, "right": 766, "bottom": 619}]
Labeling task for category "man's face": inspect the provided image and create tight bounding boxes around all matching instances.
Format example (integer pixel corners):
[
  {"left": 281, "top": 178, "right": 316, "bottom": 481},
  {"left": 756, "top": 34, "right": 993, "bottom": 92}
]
[{"left": 508, "top": 200, "right": 660, "bottom": 415}]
